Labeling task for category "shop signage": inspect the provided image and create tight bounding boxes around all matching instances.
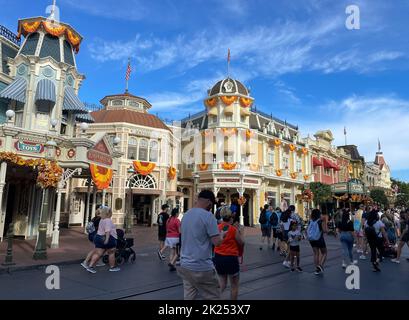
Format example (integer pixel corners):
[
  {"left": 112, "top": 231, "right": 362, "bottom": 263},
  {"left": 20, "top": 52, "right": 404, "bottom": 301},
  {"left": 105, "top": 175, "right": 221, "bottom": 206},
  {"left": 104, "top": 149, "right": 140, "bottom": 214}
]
[
  {"left": 87, "top": 140, "right": 113, "bottom": 166},
  {"left": 244, "top": 179, "right": 259, "bottom": 184},
  {"left": 14, "top": 141, "right": 44, "bottom": 153},
  {"left": 217, "top": 178, "right": 240, "bottom": 183},
  {"left": 349, "top": 182, "right": 364, "bottom": 194},
  {"left": 331, "top": 183, "right": 348, "bottom": 193}
]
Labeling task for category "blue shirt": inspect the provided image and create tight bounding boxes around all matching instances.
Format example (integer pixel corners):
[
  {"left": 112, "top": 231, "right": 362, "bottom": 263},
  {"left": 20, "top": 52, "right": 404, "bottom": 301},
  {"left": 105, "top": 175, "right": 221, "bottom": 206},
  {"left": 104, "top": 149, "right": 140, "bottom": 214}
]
[
  {"left": 262, "top": 210, "right": 273, "bottom": 228},
  {"left": 272, "top": 211, "right": 281, "bottom": 229}
]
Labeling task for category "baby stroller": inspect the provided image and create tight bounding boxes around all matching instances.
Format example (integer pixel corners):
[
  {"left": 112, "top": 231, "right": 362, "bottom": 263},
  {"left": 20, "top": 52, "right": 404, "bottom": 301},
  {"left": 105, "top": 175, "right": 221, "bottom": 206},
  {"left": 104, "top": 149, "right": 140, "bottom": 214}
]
[
  {"left": 382, "top": 242, "right": 397, "bottom": 259},
  {"left": 103, "top": 229, "right": 136, "bottom": 265}
]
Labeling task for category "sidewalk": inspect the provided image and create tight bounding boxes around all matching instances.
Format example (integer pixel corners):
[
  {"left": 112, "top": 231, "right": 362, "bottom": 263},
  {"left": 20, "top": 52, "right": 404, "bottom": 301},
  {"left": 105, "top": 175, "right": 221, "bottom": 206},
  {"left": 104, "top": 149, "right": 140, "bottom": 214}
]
[{"left": 0, "top": 225, "right": 260, "bottom": 273}]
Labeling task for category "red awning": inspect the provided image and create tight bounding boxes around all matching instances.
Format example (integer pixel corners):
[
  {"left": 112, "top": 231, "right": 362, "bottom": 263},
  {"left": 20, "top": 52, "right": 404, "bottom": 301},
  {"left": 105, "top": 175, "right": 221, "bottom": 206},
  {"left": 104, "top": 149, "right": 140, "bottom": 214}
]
[
  {"left": 312, "top": 157, "right": 322, "bottom": 167},
  {"left": 322, "top": 158, "right": 333, "bottom": 169},
  {"left": 333, "top": 163, "right": 341, "bottom": 171}
]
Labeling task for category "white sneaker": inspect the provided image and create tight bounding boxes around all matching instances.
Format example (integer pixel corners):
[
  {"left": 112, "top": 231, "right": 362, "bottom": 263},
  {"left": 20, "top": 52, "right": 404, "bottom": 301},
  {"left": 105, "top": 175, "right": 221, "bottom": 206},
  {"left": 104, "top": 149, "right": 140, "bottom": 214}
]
[
  {"left": 359, "top": 255, "right": 367, "bottom": 260},
  {"left": 391, "top": 259, "right": 400, "bottom": 264},
  {"left": 81, "top": 262, "right": 88, "bottom": 270},
  {"left": 109, "top": 267, "right": 121, "bottom": 272},
  {"left": 86, "top": 267, "right": 97, "bottom": 274},
  {"left": 283, "top": 261, "right": 290, "bottom": 268},
  {"left": 342, "top": 261, "right": 347, "bottom": 269}
]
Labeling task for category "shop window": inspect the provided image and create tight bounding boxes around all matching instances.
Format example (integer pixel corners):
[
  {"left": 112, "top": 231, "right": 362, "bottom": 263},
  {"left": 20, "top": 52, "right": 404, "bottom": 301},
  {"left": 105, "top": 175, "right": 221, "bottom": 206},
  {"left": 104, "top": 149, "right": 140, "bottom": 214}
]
[
  {"left": 128, "top": 137, "right": 138, "bottom": 160},
  {"left": 324, "top": 168, "right": 331, "bottom": 175},
  {"left": 296, "top": 159, "right": 302, "bottom": 172},
  {"left": 268, "top": 152, "right": 275, "bottom": 166},
  {"left": 283, "top": 156, "right": 289, "bottom": 170},
  {"left": 138, "top": 139, "right": 148, "bottom": 161},
  {"left": 149, "top": 141, "right": 158, "bottom": 162}
]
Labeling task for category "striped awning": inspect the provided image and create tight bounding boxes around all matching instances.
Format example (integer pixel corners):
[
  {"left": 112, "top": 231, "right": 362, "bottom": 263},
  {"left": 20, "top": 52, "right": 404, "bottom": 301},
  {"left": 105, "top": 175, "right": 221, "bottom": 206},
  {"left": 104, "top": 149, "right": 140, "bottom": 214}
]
[
  {"left": 0, "top": 77, "right": 27, "bottom": 103},
  {"left": 63, "top": 86, "right": 88, "bottom": 114},
  {"left": 35, "top": 79, "right": 56, "bottom": 103},
  {"left": 76, "top": 112, "right": 95, "bottom": 123}
]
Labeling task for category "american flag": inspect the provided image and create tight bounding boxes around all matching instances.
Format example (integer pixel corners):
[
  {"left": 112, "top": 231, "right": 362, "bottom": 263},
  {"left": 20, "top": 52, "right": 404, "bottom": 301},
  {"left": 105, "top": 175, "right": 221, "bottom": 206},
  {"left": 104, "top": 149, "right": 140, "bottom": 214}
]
[{"left": 126, "top": 59, "right": 132, "bottom": 81}]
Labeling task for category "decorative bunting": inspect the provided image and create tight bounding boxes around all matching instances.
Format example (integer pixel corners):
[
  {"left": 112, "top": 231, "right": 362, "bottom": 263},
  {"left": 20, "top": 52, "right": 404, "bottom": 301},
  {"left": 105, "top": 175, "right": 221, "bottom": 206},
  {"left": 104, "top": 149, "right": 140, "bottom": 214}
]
[
  {"left": 168, "top": 167, "right": 177, "bottom": 180},
  {"left": 198, "top": 164, "right": 209, "bottom": 171},
  {"left": 222, "top": 162, "right": 237, "bottom": 170},
  {"left": 239, "top": 97, "right": 253, "bottom": 108},
  {"left": 133, "top": 161, "right": 156, "bottom": 176},
  {"left": 220, "top": 96, "right": 237, "bottom": 106},
  {"left": 276, "top": 169, "right": 282, "bottom": 176},
  {"left": 90, "top": 164, "right": 113, "bottom": 190},
  {"left": 205, "top": 98, "right": 218, "bottom": 108}
]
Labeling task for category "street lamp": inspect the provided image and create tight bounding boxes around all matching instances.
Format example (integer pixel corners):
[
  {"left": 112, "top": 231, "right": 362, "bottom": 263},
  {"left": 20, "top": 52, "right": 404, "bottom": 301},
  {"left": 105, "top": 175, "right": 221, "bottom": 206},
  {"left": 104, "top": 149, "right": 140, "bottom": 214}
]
[
  {"left": 239, "top": 173, "right": 245, "bottom": 226},
  {"left": 5, "top": 110, "right": 15, "bottom": 123},
  {"left": 193, "top": 172, "right": 200, "bottom": 198},
  {"left": 125, "top": 166, "right": 135, "bottom": 233}
]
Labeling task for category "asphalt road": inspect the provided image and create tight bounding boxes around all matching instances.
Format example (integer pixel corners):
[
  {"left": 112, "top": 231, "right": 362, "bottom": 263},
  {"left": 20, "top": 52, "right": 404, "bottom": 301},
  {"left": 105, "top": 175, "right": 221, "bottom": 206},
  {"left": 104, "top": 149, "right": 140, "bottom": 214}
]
[{"left": 0, "top": 233, "right": 407, "bottom": 300}]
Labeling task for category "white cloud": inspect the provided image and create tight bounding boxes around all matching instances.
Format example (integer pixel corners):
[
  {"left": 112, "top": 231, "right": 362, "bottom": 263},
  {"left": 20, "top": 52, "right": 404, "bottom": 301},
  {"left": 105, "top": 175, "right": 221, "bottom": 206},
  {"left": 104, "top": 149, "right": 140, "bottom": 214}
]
[{"left": 297, "top": 95, "right": 409, "bottom": 173}]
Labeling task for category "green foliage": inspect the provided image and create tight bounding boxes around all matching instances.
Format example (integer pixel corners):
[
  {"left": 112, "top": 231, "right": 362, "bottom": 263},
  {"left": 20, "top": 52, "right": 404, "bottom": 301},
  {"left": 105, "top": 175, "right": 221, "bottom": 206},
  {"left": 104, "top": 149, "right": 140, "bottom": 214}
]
[
  {"left": 309, "top": 182, "right": 332, "bottom": 207},
  {"left": 392, "top": 178, "right": 409, "bottom": 207},
  {"left": 370, "top": 189, "right": 389, "bottom": 208}
]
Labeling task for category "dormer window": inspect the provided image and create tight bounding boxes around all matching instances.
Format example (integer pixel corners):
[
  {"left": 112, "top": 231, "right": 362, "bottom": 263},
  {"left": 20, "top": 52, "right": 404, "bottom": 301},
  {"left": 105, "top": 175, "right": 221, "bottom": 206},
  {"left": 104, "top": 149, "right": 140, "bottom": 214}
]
[{"left": 112, "top": 100, "right": 123, "bottom": 106}]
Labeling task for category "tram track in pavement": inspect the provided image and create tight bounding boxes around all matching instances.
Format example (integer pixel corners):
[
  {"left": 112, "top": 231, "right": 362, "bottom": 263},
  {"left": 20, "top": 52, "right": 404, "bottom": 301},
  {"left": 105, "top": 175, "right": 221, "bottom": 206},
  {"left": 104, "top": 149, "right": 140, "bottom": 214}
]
[{"left": 113, "top": 245, "right": 343, "bottom": 300}]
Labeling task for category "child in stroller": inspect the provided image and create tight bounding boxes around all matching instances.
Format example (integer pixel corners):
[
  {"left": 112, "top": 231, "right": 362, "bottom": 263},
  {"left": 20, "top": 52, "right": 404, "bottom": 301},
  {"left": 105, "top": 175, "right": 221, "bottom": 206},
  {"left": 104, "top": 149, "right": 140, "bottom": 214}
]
[{"left": 103, "top": 229, "right": 136, "bottom": 265}]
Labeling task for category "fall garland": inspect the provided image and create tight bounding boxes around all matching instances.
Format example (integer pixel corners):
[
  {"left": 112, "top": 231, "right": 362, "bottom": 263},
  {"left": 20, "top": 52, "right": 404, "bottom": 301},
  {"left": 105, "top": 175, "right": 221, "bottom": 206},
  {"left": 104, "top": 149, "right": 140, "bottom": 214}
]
[
  {"left": 290, "top": 172, "right": 297, "bottom": 179},
  {"left": 238, "top": 196, "right": 247, "bottom": 206},
  {"left": 0, "top": 152, "right": 63, "bottom": 189},
  {"left": 239, "top": 97, "right": 253, "bottom": 108},
  {"left": 333, "top": 193, "right": 349, "bottom": 201},
  {"left": 276, "top": 169, "right": 282, "bottom": 176},
  {"left": 205, "top": 97, "right": 218, "bottom": 108},
  {"left": 221, "top": 128, "right": 238, "bottom": 136},
  {"left": 168, "top": 167, "right": 177, "bottom": 180},
  {"left": 198, "top": 164, "right": 209, "bottom": 171},
  {"left": 222, "top": 162, "right": 237, "bottom": 170},
  {"left": 289, "top": 144, "right": 296, "bottom": 152},
  {"left": 220, "top": 96, "right": 237, "bottom": 106},
  {"left": 90, "top": 164, "right": 113, "bottom": 190},
  {"left": 301, "top": 147, "right": 308, "bottom": 155},
  {"left": 133, "top": 161, "right": 156, "bottom": 176}
]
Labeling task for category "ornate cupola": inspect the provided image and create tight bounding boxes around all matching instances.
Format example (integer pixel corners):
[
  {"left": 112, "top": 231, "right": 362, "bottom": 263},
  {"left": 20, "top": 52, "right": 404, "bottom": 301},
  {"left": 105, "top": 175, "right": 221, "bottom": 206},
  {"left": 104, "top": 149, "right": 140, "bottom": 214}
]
[
  {"left": 0, "top": 2, "right": 92, "bottom": 134},
  {"left": 204, "top": 78, "right": 253, "bottom": 128}
]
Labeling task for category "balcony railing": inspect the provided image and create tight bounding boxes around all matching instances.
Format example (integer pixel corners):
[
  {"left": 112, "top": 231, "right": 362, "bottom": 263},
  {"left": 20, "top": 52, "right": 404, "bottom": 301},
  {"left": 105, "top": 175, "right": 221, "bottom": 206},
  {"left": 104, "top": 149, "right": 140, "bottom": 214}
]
[{"left": 0, "top": 25, "right": 21, "bottom": 46}]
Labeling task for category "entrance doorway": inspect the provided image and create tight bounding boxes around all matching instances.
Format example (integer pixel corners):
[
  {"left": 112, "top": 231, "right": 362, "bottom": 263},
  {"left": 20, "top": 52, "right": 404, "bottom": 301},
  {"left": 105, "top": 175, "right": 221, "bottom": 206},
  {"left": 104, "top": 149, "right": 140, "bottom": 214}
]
[
  {"left": 132, "top": 195, "right": 153, "bottom": 226},
  {"left": 3, "top": 184, "right": 16, "bottom": 237}
]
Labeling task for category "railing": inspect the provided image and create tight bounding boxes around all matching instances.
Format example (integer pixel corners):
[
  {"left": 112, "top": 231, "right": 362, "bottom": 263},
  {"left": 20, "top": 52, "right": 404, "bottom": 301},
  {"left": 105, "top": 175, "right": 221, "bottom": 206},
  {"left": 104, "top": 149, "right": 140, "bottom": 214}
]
[
  {"left": 84, "top": 102, "right": 103, "bottom": 112},
  {"left": 251, "top": 106, "right": 298, "bottom": 130},
  {"left": 0, "top": 25, "right": 21, "bottom": 46}
]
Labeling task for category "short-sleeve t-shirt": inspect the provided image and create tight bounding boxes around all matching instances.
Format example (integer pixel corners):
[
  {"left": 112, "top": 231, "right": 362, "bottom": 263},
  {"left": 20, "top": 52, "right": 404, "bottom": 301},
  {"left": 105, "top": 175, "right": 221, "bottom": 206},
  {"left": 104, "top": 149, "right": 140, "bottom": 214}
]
[
  {"left": 288, "top": 230, "right": 301, "bottom": 246},
  {"left": 261, "top": 211, "right": 273, "bottom": 228},
  {"left": 365, "top": 220, "right": 385, "bottom": 238},
  {"left": 180, "top": 207, "right": 220, "bottom": 272},
  {"left": 97, "top": 218, "right": 117, "bottom": 239},
  {"left": 214, "top": 223, "right": 239, "bottom": 257},
  {"left": 166, "top": 216, "right": 180, "bottom": 238}
]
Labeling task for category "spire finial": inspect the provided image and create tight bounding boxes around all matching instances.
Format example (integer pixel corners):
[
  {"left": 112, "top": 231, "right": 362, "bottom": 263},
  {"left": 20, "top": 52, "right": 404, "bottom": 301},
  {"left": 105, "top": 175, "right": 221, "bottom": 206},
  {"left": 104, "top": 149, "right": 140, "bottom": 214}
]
[
  {"left": 227, "top": 49, "right": 231, "bottom": 78},
  {"left": 49, "top": 0, "right": 58, "bottom": 21},
  {"left": 378, "top": 138, "right": 381, "bottom": 152}
]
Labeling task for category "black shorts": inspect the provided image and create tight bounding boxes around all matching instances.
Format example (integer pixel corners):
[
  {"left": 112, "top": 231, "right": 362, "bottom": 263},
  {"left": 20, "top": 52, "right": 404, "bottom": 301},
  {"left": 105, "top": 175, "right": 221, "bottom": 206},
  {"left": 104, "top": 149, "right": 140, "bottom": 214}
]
[
  {"left": 261, "top": 226, "right": 272, "bottom": 238},
  {"left": 401, "top": 233, "right": 409, "bottom": 243},
  {"left": 309, "top": 236, "right": 326, "bottom": 249},
  {"left": 272, "top": 228, "right": 281, "bottom": 239},
  {"left": 283, "top": 230, "right": 289, "bottom": 242},
  {"left": 290, "top": 245, "right": 300, "bottom": 253},
  {"left": 213, "top": 254, "right": 240, "bottom": 276}
]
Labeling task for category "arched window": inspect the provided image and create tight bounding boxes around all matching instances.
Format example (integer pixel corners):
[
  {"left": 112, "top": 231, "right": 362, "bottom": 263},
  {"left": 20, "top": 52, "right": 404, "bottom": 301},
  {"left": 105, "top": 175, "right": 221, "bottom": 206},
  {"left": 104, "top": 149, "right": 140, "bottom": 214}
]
[
  {"left": 149, "top": 141, "right": 159, "bottom": 162},
  {"left": 128, "top": 137, "right": 138, "bottom": 160},
  {"left": 127, "top": 174, "right": 157, "bottom": 189},
  {"left": 138, "top": 139, "right": 148, "bottom": 161}
]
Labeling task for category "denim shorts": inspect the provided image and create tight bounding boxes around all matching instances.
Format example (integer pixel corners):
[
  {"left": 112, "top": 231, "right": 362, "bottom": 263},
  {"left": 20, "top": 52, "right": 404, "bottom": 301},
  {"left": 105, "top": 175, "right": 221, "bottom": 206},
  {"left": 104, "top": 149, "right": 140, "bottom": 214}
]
[{"left": 94, "top": 234, "right": 117, "bottom": 249}]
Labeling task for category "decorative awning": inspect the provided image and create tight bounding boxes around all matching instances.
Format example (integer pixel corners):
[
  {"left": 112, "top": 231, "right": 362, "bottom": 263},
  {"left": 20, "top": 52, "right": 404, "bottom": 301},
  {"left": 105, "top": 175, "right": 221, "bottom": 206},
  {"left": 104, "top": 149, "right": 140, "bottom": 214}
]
[
  {"left": 322, "top": 158, "right": 333, "bottom": 169},
  {"left": 35, "top": 79, "right": 56, "bottom": 104},
  {"left": 0, "top": 77, "right": 27, "bottom": 103},
  {"left": 64, "top": 86, "right": 88, "bottom": 114},
  {"left": 312, "top": 157, "right": 322, "bottom": 167},
  {"left": 76, "top": 112, "right": 94, "bottom": 123}
]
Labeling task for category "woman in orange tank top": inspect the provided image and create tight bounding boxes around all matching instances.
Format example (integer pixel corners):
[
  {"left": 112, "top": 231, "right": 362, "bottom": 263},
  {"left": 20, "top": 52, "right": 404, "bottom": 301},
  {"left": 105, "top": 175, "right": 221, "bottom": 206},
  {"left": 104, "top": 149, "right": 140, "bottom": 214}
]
[{"left": 213, "top": 206, "right": 245, "bottom": 300}]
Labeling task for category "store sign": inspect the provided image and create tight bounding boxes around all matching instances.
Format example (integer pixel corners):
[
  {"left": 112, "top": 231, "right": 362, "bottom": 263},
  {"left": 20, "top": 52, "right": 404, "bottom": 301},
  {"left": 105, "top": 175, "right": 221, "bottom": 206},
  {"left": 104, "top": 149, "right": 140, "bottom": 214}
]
[
  {"left": 87, "top": 140, "right": 113, "bottom": 166},
  {"left": 244, "top": 179, "right": 259, "bottom": 184},
  {"left": 349, "top": 183, "right": 364, "bottom": 194},
  {"left": 217, "top": 178, "right": 240, "bottom": 183},
  {"left": 331, "top": 183, "right": 348, "bottom": 193},
  {"left": 14, "top": 141, "right": 44, "bottom": 153}
]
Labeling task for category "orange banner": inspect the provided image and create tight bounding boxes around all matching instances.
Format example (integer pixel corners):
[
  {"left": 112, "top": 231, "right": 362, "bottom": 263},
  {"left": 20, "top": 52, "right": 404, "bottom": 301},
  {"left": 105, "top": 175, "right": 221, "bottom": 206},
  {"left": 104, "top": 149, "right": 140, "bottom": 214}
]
[
  {"left": 221, "top": 96, "right": 237, "bottom": 106},
  {"left": 239, "top": 97, "right": 253, "bottom": 108},
  {"left": 222, "top": 162, "right": 237, "bottom": 170},
  {"left": 90, "top": 164, "right": 113, "bottom": 190},
  {"left": 133, "top": 161, "right": 156, "bottom": 176},
  {"left": 168, "top": 167, "right": 176, "bottom": 180}
]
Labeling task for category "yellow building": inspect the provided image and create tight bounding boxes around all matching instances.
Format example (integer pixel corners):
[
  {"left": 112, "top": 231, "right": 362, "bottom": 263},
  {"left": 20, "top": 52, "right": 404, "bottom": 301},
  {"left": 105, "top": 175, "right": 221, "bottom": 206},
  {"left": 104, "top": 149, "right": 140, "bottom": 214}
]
[{"left": 179, "top": 78, "right": 312, "bottom": 224}]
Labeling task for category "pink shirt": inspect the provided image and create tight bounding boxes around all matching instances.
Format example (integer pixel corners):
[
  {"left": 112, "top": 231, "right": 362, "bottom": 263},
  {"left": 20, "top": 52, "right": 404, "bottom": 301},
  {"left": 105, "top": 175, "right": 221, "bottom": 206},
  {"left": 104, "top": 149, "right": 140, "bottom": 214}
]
[
  {"left": 97, "top": 218, "right": 117, "bottom": 239},
  {"left": 166, "top": 217, "right": 180, "bottom": 238}
]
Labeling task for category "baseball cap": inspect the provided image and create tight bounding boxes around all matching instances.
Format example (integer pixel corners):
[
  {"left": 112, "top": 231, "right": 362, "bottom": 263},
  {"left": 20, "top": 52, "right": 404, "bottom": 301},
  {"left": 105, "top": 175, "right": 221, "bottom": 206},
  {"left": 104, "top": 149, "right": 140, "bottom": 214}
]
[{"left": 198, "top": 190, "right": 216, "bottom": 204}]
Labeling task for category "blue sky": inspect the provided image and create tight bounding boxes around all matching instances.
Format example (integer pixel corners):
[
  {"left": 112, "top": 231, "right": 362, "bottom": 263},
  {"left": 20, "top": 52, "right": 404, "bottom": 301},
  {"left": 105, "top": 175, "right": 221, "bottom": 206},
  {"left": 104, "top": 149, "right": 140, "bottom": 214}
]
[{"left": 1, "top": 0, "right": 409, "bottom": 181}]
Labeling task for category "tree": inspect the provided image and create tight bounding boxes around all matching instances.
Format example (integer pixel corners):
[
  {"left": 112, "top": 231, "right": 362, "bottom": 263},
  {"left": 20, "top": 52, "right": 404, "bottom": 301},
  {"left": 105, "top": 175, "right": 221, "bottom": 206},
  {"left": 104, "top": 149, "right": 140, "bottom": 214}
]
[
  {"left": 309, "top": 182, "right": 332, "bottom": 210},
  {"left": 370, "top": 189, "right": 389, "bottom": 208},
  {"left": 392, "top": 178, "right": 409, "bottom": 207}
]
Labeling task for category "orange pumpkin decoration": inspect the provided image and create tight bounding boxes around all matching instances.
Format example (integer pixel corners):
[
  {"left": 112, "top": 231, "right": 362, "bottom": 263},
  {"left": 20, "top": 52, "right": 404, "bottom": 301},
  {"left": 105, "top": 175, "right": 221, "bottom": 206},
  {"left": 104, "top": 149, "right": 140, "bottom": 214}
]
[
  {"left": 245, "top": 129, "right": 254, "bottom": 139},
  {"left": 249, "top": 164, "right": 259, "bottom": 171},
  {"left": 273, "top": 139, "right": 281, "bottom": 147},
  {"left": 304, "top": 175, "right": 309, "bottom": 181},
  {"left": 198, "top": 164, "right": 209, "bottom": 171},
  {"left": 221, "top": 128, "right": 238, "bottom": 136},
  {"left": 289, "top": 144, "right": 296, "bottom": 152},
  {"left": 201, "top": 129, "right": 213, "bottom": 137},
  {"left": 301, "top": 147, "right": 308, "bottom": 155},
  {"left": 205, "top": 97, "right": 218, "bottom": 108},
  {"left": 133, "top": 161, "right": 156, "bottom": 176},
  {"left": 90, "top": 164, "right": 113, "bottom": 190},
  {"left": 222, "top": 162, "right": 237, "bottom": 170},
  {"left": 290, "top": 172, "right": 297, "bottom": 179},
  {"left": 168, "top": 167, "right": 177, "bottom": 180},
  {"left": 239, "top": 97, "right": 253, "bottom": 108},
  {"left": 276, "top": 169, "right": 282, "bottom": 176},
  {"left": 220, "top": 96, "right": 237, "bottom": 106}
]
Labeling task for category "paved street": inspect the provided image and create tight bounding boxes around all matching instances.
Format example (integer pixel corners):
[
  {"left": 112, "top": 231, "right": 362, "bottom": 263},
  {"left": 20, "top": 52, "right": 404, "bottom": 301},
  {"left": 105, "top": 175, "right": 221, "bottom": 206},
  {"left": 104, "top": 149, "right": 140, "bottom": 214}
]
[{"left": 0, "top": 233, "right": 407, "bottom": 300}]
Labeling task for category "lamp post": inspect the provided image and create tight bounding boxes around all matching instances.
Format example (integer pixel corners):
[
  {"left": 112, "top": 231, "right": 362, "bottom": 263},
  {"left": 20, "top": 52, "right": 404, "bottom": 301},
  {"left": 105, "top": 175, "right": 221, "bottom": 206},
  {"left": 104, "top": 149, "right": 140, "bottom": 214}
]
[
  {"left": 193, "top": 172, "right": 200, "bottom": 199},
  {"left": 239, "top": 173, "right": 245, "bottom": 226},
  {"left": 33, "top": 137, "right": 57, "bottom": 260},
  {"left": 125, "top": 166, "right": 135, "bottom": 234}
]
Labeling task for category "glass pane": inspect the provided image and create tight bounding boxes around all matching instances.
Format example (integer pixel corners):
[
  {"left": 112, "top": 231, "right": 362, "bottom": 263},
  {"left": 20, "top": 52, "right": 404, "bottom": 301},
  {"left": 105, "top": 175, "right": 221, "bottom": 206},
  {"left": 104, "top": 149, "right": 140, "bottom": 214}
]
[{"left": 139, "top": 148, "right": 148, "bottom": 161}]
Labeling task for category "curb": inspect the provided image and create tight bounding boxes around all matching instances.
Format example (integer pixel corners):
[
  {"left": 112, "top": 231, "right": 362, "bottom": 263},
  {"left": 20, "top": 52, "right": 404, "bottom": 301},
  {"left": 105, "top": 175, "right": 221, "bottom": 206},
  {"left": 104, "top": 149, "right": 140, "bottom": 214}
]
[{"left": 0, "top": 258, "right": 84, "bottom": 275}]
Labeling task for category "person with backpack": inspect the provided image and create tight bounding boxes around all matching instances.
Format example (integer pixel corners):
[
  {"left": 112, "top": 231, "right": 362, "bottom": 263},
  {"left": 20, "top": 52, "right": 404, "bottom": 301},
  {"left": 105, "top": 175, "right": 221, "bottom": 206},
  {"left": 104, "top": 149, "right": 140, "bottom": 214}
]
[
  {"left": 157, "top": 204, "right": 170, "bottom": 260},
  {"left": 259, "top": 204, "right": 272, "bottom": 250},
  {"left": 215, "top": 202, "right": 225, "bottom": 224},
  {"left": 161, "top": 208, "right": 181, "bottom": 272},
  {"left": 271, "top": 207, "right": 282, "bottom": 251},
  {"left": 336, "top": 209, "right": 357, "bottom": 268},
  {"left": 365, "top": 207, "right": 390, "bottom": 272},
  {"left": 213, "top": 206, "right": 245, "bottom": 300},
  {"left": 307, "top": 208, "right": 328, "bottom": 275},
  {"left": 391, "top": 209, "right": 409, "bottom": 264},
  {"left": 81, "top": 206, "right": 106, "bottom": 269},
  {"left": 279, "top": 209, "right": 292, "bottom": 261}
]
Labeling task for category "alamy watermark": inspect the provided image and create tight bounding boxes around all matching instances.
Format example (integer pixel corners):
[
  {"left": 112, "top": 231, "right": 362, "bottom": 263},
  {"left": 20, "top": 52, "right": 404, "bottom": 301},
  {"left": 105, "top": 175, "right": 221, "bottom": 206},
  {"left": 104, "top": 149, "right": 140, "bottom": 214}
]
[
  {"left": 346, "top": 5, "right": 360, "bottom": 30},
  {"left": 45, "top": 265, "right": 61, "bottom": 290},
  {"left": 345, "top": 265, "right": 360, "bottom": 290}
]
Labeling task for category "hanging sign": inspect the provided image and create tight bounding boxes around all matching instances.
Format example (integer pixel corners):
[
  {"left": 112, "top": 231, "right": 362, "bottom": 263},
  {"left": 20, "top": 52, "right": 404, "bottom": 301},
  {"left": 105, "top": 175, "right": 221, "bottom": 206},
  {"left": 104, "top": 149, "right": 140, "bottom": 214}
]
[{"left": 14, "top": 141, "right": 44, "bottom": 153}]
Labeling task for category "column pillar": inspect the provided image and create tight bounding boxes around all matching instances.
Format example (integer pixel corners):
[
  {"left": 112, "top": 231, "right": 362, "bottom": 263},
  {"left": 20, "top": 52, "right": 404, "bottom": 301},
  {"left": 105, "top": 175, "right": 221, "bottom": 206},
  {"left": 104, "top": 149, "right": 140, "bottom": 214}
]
[
  {"left": 255, "top": 188, "right": 260, "bottom": 226},
  {"left": 51, "top": 185, "right": 63, "bottom": 248},
  {"left": 85, "top": 178, "right": 91, "bottom": 222},
  {"left": 0, "top": 162, "right": 8, "bottom": 242},
  {"left": 102, "top": 189, "right": 107, "bottom": 206},
  {"left": 91, "top": 186, "right": 97, "bottom": 218},
  {"left": 291, "top": 184, "right": 296, "bottom": 206}
]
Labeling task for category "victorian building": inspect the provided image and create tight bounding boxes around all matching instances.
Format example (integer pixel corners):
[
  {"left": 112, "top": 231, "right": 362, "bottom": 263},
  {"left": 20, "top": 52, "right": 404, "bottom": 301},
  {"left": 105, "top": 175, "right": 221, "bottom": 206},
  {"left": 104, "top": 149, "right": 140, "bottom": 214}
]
[
  {"left": 364, "top": 143, "right": 392, "bottom": 194},
  {"left": 179, "top": 78, "right": 312, "bottom": 225},
  {"left": 70, "top": 92, "right": 181, "bottom": 227},
  {"left": 0, "top": 11, "right": 119, "bottom": 247}
]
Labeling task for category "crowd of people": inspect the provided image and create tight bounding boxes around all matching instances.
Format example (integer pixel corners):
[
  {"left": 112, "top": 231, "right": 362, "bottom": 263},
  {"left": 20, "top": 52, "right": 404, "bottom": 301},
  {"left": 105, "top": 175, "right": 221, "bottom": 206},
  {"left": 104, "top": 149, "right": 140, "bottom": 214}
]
[{"left": 78, "top": 192, "right": 409, "bottom": 300}]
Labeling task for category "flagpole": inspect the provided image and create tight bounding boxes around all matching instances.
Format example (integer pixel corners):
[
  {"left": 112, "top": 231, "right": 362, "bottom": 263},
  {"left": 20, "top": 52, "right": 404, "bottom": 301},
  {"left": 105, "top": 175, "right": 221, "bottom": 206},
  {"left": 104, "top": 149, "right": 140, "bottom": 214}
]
[
  {"left": 227, "top": 49, "right": 230, "bottom": 78},
  {"left": 344, "top": 126, "right": 347, "bottom": 145},
  {"left": 125, "top": 58, "right": 130, "bottom": 94}
]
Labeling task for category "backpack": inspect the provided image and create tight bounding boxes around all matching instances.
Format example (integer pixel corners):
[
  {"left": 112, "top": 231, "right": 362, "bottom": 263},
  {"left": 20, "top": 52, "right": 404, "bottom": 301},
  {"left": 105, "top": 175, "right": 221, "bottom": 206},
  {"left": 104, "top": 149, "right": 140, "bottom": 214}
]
[
  {"left": 158, "top": 214, "right": 164, "bottom": 226},
  {"left": 270, "top": 212, "right": 279, "bottom": 227},
  {"left": 259, "top": 210, "right": 268, "bottom": 225},
  {"left": 86, "top": 221, "right": 96, "bottom": 234},
  {"left": 215, "top": 208, "right": 222, "bottom": 222},
  {"left": 307, "top": 220, "right": 322, "bottom": 241},
  {"left": 365, "top": 225, "right": 377, "bottom": 240}
]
